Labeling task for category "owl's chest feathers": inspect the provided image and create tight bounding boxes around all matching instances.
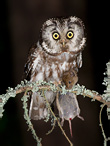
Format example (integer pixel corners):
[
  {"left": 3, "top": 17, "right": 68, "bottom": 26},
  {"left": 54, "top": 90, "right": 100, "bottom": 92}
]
[{"left": 32, "top": 51, "right": 77, "bottom": 81}]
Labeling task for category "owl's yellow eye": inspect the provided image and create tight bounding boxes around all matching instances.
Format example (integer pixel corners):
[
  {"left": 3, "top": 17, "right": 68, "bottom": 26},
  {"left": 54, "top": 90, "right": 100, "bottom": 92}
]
[
  {"left": 52, "top": 32, "right": 60, "bottom": 40},
  {"left": 66, "top": 31, "right": 74, "bottom": 39}
]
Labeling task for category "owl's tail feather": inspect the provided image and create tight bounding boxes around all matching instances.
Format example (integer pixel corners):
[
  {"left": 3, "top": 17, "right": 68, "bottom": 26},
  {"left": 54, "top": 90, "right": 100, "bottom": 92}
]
[
  {"left": 29, "top": 99, "right": 48, "bottom": 120},
  {"left": 29, "top": 91, "right": 55, "bottom": 120},
  {"left": 30, "top": 107, "right": 49, "bottom": 120}
]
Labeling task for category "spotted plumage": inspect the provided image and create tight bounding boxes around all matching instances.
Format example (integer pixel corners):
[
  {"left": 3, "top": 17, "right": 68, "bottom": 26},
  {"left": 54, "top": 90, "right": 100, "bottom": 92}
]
[{"left": 24, "top": 16, "right": 86, "bottom": 120}]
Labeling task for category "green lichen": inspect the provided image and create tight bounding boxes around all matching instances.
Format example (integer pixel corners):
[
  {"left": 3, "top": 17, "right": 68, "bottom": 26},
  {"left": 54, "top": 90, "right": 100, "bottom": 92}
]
[
  {"left": 60, "top": 85, "right": 67, "bottom": 95},
  {"left": 21, "top": 92, "right": 42, "bottom": 145},
  {"left": 99, "top": 61, "right": 110, "bottom": 145}
]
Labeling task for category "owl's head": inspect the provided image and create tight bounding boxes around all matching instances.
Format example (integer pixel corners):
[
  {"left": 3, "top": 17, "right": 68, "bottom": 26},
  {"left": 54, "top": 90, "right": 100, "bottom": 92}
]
[{"left": 40, "top": 16, "right": 86, "bottom": 55}]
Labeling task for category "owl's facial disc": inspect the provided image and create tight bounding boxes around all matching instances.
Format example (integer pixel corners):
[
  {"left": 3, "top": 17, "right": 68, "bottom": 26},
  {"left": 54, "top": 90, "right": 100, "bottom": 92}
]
[
  {"left": 54, "top": 30, "right": 74, "bottom": 52},
  {"left": 40, "top": 16, "right": 86, "bottom": 55}
]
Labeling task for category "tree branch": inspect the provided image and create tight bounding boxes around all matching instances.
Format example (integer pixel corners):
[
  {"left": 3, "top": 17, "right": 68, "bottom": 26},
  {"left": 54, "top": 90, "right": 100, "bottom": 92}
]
[{"left": 0, "top": 81, "right": 110, "bottom": 108}]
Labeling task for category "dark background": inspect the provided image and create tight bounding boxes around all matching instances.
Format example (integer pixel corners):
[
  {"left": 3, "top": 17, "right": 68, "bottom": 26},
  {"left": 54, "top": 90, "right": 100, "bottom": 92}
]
[{"left": 0, "top": 0, "right": 110, "bottom": 146}]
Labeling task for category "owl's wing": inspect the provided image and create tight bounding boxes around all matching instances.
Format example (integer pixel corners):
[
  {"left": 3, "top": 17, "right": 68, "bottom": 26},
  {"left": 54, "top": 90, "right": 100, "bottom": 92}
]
[
  {"left": 77, "top": 52, "right": 82, "bottom": 68},
  {"left": 23, "top": 44, "right": 56, "bottom": 120},
  {"left": 23, "top": 44, "right": 37, "bottom": 80},
  {"left": 23, "top": 44, "right": 42, "bottom": 120}
]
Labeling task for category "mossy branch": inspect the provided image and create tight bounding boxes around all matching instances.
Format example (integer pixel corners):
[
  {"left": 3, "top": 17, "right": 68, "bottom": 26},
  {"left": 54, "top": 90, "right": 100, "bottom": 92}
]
[
  {"left": 0, "top": 82, "right": 108, "bottom": 146},
  {"left": 0, "top": 61, "right": 110, "bottom": 146},
  {"left": 0, "top": 80, "right": 109, "bottom": 109},
  {"left": 0, "top": 81, "right": 105, "bottom": 146}
]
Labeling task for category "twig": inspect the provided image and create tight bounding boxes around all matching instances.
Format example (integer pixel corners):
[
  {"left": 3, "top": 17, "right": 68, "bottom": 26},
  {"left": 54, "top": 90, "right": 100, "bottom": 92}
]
[
  {"left": 46, "top": 119, "right": 56, "bottom": 135},
  {"left": 1, "top": 82, "right": 109, "bottom": 106},
  {"left": 22, "top": 90, "right": 42, "bottom": 146},
  {"left": 42, "top": 90, "right": 73, "bottom": 146},
  {"left": 99, "top": 103, "right": 107, "bottom": 141}
]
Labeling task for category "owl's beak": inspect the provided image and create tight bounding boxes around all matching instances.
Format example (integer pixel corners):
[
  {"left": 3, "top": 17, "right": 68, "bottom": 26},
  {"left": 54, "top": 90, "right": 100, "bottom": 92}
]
[
  {"left": 60, "top": 39, "right": 66, "bottom": 46},
  {"left": 61, "top": 41, "right": 65, "bottom": 46},
  {"left": 60, "top": 39, "right": 68, "bottom": 50}
]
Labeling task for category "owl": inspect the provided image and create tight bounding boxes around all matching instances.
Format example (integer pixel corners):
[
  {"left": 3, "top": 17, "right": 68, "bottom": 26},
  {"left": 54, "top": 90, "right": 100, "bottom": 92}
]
[{"left": 24, "top": 16, "right": 86, "bottom": 120}]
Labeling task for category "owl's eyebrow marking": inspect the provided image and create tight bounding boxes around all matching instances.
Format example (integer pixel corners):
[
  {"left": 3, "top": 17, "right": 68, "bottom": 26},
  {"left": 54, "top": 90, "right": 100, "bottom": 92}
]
[
  {"left": 68, "top": 21, "right": 82, "bottom": 28},
  {"left": 45, "top": 24, "right": 56, "bottom": 32},
  {"left": 46, "top": 20, "right": 57, "bottom": 27},
  {"left": 44, "top": 23, "right": 56, "bottom": 29},
  {"left": 51, "top": 27, "right": 57, "bottom": 31},
  {"left": 68, "top": 26, "right": 73, "bottom": 29},
  {"left": 46, "top": 24, "right": 55, "bottom": 28},
  {"left": 47, "top": 22, "right": 57, "bottom": 31}
]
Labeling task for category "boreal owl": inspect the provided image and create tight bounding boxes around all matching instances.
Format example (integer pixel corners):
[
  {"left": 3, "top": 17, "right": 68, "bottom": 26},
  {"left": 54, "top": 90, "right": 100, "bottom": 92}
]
[{"left": 24, "top": 16, "right": 86, "bottom": 120}]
